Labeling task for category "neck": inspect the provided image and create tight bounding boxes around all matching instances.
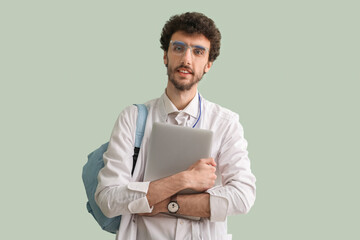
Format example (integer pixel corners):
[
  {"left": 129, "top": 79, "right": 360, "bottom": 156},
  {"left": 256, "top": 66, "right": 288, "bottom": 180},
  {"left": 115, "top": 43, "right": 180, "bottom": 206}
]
[{"left": 165, "top": 83, "right": 197, "bottom": 110}]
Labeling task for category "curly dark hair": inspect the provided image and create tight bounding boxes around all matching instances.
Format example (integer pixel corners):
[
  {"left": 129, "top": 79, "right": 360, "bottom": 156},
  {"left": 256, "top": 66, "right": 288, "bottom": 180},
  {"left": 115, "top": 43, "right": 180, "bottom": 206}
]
[{"left": 160, "top": 12, "right": 221, "bottom": 62}]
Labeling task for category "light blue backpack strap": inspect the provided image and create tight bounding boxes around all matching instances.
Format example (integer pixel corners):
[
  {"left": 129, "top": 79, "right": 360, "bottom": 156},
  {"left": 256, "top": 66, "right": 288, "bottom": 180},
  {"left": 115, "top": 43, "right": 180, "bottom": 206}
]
[{"left": 134, "top": 104, "right": 148, "bottom": 148}]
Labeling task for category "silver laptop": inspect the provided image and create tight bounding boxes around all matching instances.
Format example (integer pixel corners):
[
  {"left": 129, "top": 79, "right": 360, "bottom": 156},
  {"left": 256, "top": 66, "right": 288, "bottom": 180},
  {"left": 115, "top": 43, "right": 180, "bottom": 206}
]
[{"left": 144, "top": 122, "right": 220, "bottom": 194}]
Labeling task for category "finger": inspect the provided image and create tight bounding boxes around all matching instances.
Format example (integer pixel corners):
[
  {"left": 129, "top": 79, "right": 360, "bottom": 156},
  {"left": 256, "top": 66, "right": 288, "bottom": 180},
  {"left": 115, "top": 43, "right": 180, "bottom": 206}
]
[{"left": 203, "top": 158, "right": 216, "bottom": 167}]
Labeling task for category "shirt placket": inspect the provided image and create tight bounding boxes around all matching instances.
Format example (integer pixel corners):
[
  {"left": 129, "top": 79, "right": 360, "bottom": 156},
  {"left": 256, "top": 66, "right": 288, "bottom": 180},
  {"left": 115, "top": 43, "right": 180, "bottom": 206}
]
[{"left": 175, "top": 218, "right": 192, "bottom": 240}]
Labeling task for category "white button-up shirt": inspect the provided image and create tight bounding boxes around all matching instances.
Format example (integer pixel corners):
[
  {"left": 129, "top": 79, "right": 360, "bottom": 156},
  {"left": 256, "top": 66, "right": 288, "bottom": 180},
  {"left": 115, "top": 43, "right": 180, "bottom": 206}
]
[{"left": 95, "top": 91, "right": 256, "bottom": 240}]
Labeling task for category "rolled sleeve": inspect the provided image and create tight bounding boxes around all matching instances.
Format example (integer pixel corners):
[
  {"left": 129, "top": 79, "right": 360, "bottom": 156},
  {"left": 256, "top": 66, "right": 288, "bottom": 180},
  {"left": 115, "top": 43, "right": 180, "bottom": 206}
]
[
  {"left": 207, "top": 188, "right": 229, "bottom": 222},
  {"left": 127, "top": 182, "right": 153, "bottom": 213},
  {"left": 128, "top": 182, "right": 150, "bottom": 193},
  {"left": 96, "top": 181, "right": 153, "bottom": 218}
]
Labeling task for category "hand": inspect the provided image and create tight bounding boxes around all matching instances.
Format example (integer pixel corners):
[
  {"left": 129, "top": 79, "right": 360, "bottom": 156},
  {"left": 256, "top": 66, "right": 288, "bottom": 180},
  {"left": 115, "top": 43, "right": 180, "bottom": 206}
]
[
  {"left": 138, "top": 197, "right": 170, "bottom": 217},
  {"left": 185, "top": 158, "right": 217, "bottom": 192}
]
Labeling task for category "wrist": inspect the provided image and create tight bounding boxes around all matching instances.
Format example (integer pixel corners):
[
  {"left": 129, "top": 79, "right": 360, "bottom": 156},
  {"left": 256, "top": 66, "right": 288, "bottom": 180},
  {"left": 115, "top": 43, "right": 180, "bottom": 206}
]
[
  {"left": 174, "top": 171, "right": 190, "bottom": 190},
  {"left": 159, "top": 198, "right": 171, "bottom": 213}
]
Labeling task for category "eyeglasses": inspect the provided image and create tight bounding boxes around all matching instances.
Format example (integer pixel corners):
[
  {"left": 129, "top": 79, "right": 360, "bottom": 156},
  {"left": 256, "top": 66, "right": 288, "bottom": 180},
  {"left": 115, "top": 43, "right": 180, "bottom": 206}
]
[{"left": 169, "top": 40, "right": 209, "bottom": 58}]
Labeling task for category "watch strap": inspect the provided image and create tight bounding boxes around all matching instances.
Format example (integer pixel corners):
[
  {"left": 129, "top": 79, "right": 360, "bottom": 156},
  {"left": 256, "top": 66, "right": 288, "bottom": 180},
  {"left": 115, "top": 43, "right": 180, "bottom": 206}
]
[{"left": 170, "top": 194, "right": 177, "bottom": 203}]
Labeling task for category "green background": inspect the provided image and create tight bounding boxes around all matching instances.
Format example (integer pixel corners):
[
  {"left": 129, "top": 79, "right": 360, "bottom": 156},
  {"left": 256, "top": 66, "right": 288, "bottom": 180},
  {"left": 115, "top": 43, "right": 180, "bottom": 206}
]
[{"left": 1, "top": 0, "right": 359, "bottom": 239}]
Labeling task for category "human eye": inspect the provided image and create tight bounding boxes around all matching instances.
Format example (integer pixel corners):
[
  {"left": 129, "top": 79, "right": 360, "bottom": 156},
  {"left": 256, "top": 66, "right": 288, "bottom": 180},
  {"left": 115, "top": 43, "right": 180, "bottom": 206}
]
[
  {"left": 193, "top": 47, "right": 205, "bottom": 56},
  {"left": 172, "top": 41, "right": 186, "bottom": 53},
  {"left": 174, "top": 44, "right": 185, "bottom": 52}
]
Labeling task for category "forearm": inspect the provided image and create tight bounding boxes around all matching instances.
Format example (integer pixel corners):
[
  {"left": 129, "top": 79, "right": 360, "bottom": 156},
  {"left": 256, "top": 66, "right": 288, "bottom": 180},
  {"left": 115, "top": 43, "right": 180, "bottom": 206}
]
[
  {"left": 177, "top": 193, "right": 210, "bottom": 218},
  {"left": 146, "top": 171, "right": 188, "bottom": 207}
]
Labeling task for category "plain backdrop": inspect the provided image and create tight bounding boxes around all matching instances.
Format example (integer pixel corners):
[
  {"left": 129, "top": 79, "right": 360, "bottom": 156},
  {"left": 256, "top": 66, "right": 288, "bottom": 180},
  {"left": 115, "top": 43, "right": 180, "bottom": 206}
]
[{"left": 1, "top": 0, "right": 359, "bottom": 239}]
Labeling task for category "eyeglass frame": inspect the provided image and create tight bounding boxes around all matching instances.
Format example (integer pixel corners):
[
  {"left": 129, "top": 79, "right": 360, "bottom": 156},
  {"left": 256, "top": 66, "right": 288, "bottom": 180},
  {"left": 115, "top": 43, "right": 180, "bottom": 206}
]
[{"left": 169, "top": 40, "right": 209, "bottom": 58}]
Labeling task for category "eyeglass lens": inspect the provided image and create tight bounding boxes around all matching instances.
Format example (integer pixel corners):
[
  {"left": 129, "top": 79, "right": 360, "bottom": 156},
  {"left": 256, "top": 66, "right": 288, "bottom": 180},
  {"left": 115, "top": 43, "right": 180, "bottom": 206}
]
[{"left": 171, "top": 41, "right": 207, "bottom": 57}]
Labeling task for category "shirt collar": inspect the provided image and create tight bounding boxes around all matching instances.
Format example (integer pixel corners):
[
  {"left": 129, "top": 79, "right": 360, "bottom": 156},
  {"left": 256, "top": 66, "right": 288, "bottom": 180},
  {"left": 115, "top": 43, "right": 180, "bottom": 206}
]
[{"left": 161, "top": 90, "right": 199, "bottom": 118}]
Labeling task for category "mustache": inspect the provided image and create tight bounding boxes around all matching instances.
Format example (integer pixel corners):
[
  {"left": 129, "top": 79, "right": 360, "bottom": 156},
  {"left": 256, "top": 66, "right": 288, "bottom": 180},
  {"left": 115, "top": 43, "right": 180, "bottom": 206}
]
[{"left": 175, "top": 65, "right": 194, "bottom": 74}]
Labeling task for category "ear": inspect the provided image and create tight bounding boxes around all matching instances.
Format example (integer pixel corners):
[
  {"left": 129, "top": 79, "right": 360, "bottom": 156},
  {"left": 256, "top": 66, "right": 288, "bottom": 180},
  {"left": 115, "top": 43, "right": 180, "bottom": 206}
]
[
  {"left": 163, "top": 51, "right": 168, "bottom": 66},
  {"left": 204, "top": 61, "right": 213, "bottom": 73}
]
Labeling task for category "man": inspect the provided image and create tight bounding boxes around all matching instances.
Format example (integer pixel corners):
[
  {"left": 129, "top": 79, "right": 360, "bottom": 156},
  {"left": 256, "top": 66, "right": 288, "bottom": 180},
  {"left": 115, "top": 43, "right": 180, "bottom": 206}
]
[{"left": 95, "top": 12, "right": 256, "bottom": 239}]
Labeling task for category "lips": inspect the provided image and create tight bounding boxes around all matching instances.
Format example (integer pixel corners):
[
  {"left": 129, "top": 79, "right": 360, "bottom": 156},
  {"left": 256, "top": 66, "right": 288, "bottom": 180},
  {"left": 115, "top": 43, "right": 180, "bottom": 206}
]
[{"left": 176, "top": 66, "right": 193, "bottom": 75}]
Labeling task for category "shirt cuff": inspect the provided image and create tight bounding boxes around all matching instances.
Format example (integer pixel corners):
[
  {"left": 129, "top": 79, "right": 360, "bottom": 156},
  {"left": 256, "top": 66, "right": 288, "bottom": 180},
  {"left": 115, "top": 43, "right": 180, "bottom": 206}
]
[
  {"left": 128, "top": 181, "right": 150, "bottom": 192},
  {"left": 207, "top": 187, "right": 229, "bottom": 222},
  {"left": 127, "top": 181, "right": 153, "bottom": 213}
]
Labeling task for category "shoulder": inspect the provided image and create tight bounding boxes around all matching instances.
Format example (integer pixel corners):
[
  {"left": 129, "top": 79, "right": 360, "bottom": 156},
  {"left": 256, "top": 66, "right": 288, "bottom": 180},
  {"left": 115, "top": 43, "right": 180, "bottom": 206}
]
[
  {"left": 143, "top": 97, "right": 161, "bottom": 110},
  {"left": 203, "top": 98, "right": 239, "bottom": 123},
  {"left": 118, "top": 104, "right": 138, "bottom": 121},
  {"left": 119, "top": 96, "right": 160, "bottom": 117},
  {"left": 117, "top": 96, "right": 161, "bottom": 123}
]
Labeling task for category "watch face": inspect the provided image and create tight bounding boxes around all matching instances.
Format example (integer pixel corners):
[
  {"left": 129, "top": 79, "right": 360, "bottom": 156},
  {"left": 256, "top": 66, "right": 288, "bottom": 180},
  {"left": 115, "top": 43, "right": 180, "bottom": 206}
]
[{"left": 167, "top": 201, "right": 179, "bottom": 213}]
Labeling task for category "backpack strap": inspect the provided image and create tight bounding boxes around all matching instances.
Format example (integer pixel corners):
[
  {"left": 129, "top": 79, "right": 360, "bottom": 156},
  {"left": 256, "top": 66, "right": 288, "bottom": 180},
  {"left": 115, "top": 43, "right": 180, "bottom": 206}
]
[
  {"left": 134, "top": 104, "right": 148, "bottom": 148},
  {"left": 132, "top": 104, "right": 148, "bottom": 175}
]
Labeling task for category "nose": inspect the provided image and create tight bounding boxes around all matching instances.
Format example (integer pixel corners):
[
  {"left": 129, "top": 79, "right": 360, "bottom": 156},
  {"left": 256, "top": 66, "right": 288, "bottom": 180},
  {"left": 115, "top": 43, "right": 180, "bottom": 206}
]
[{"left": 181, "top": 47, "right": 192, "bottom": 65}]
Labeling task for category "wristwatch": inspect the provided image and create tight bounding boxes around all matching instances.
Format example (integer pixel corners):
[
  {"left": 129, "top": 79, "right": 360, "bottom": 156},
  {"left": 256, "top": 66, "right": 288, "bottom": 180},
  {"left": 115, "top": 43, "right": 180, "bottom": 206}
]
[{"left": 167, "top": 195, "right": 180, "bottom": 214}]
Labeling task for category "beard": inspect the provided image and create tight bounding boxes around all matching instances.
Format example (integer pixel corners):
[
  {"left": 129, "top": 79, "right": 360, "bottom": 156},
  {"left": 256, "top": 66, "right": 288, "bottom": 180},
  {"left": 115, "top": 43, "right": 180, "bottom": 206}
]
[{"left": 166, "top": 59, "right": 207, "bottom": 91}]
